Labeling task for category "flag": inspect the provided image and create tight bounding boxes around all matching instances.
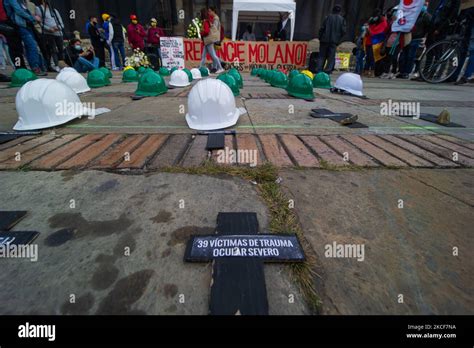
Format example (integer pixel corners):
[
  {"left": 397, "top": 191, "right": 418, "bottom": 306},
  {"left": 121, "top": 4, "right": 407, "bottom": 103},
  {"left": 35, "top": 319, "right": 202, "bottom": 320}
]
[{"left": 391, "top": 0, "right": 424, "bottom": 33}]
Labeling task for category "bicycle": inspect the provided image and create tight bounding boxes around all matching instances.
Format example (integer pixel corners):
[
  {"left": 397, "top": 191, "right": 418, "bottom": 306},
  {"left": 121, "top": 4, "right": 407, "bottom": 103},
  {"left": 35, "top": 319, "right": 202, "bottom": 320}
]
[{"left": 419, "top": 18, "right": 468, "bottom": 83}]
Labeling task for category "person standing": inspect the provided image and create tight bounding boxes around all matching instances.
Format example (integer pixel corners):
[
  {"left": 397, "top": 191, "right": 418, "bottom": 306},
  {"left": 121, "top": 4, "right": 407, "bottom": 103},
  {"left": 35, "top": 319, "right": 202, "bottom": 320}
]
[
  {"left": 200, "top": 7, "right": 223, "bottom": 74},
  {"left": 3, "top": 0, "right": 46, "bottom": 75},
  {"left": 147, "top": 18, "right": 165, "bottom": 64},
  {"left": 87, "top": 16, "right": 105, "bottom": 67},
  {"left": 275, "top": 13, "right": 290, "bottom": 41},
  {"left": 127, "top": 14, "right": 146, "bottom": 51},
  {"left": 0, "top": 0, "right": 26, "bottom": 71},
  {"left": 242, "top": 25, "right": 255, "bottom": 41},
  {"left": 455, "top": 5, "right": 474, "bottom": 84},
  {"left": 102, "top": 13, "right": 116, "bottom": 70},
  {"left": 35, "top": 0, "right": 64, "bottom": 72},
  {"left": 111, "top": 15, "right": 125, "bottom": 70},
  {"left": 317, "top": 5, "right": 346, "bottom": 74}
]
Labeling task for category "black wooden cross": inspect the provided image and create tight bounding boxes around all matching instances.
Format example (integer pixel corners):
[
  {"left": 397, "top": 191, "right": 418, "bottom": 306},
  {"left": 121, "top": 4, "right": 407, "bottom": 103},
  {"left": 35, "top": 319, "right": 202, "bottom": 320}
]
[{"left": 185, "top": 212, "right": 305, "bottom": 315}]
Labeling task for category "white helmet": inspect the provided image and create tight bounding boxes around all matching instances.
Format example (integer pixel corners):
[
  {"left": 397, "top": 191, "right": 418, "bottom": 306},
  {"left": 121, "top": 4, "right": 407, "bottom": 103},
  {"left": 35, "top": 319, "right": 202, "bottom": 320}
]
[
  {"left": 191, "top": 68, "right": 202, "bottom": 80},
  {"left": 334, "top": 72, "right": 364, "bottom": 97},
  {"left": 186, "top": 79, "right": 240, "bottom": 131},
  {"left": 169, "top": 70, "right": 190, "bottom": 87},
  {"left": 56, "top": 69, "right": 91, "bottom": 94},
  {"left": 61, "top": 67, "right": 78, "bottom": 73},
  {"left": 14, "top": 79, "right": 86, "bottom": 131}
]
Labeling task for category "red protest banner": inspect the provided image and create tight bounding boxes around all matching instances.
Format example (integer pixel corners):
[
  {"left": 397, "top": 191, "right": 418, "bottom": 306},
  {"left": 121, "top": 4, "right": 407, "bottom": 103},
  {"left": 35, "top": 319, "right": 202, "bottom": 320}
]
[{"left": 184, "top": 39, "right": 308, "bottom": 72}]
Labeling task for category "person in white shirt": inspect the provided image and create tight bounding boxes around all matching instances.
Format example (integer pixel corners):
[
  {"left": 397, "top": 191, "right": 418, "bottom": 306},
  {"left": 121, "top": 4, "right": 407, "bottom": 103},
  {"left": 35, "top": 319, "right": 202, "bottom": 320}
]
[{"left": 35, "top": 0, "right": 64, "bottom": 71}]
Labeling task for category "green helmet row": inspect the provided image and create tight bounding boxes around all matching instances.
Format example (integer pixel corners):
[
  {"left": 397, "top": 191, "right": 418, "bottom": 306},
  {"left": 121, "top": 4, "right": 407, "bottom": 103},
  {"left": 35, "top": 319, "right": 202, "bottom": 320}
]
[
  {"left": 10, "top": 68, "right": 37, "bottom": 88},
  {"left": 286, "top": 74, "right": 314, "bottom": 100},
  {"left": 217, "top": 73, "right": 239, "bottom": 96},
  {"left": 136, "top": 71, "right": 168, "bottom": 97},
  {"left": 99, "top": 67, "right": 112, "bottom": 79},
  {"left": 228, "top": 68, "right": 243, "bottom": 88},
  {"left": 270, "top": 71, "right": 288, "bottom": 89},
  {"left": 87, "top": 69, "right": 111, "bottom": 88}
]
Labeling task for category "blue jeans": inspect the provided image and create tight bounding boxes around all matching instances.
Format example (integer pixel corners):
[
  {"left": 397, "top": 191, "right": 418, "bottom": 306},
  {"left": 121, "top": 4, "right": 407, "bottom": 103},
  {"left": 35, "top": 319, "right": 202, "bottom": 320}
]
[
  {"left": 355, "top": 49, "right": 365, "bottom": 74},
  {"left": 364, "top": 45, "right": 375, "bottom": 70},
  {"left": 113, "top": 42, "right": 125, "bottom": 69},
  {"left": 74, "top": 57, "right": 99, "bottom": 73},
  {"left": 200, "top": 43, "right": 222, "bottom": 70},
  {"left": 18, "top": 27, "right": 40, "bottom": 69},
  {"left": 399, "top": 39, "right": 421, "bottom": 75},
  {"left": 463, "top": 48, "right": 474, "bottom": 78}
]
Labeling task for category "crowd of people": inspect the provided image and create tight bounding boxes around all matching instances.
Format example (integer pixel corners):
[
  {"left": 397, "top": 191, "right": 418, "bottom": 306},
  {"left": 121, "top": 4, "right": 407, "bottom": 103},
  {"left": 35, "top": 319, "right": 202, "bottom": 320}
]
[
  {"left": 317, "top": 1, "right": 474, "bottom": 85},
  {"left": 0, "top": 0, "right": 167, "bottom": 81}
]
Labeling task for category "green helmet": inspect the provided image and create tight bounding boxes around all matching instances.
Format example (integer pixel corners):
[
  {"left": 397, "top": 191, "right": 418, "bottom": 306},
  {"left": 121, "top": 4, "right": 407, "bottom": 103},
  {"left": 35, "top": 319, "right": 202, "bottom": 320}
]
[
  {"left": 87, "top": 69, "right": 108, "bottom": 88},
  {"left": 170, "top": 67, "right": 179, "bottom": 74},
  {"left": 217, "top": 73, "right": 239, "bottom": 96},
  {"left": 182, "top": 68, "right": 193, "bottom": 82},
  {"left": 199, "top": 66, "right": 209, "bottom": 77},
  {"left": 287, "top": 74, "right": 315, "bottom": 100},
  {"left": 255, "top": 68, "right": 262, "bottom": 77},
  {"left": 259, "top": 69, "right": 268, "bottom": 80},
  {"left": 270, "top": 71, "right": 288, "bottom": 89},
  {"left": 251, "top": 68, "right": 258, "bottom": 76},
  {"left": 264, "top": 70, "right": 276, "bottom": 84},
  {"left": 228, "top": 68, "right": 243, "bottom": 88},
  {"left": 122, "top": 68, "right": 139, "bottom": 83},
  {"left": 288, "top": 70, "right": 300, "bottom": 81},
  {"left": 99, "top": 67, "right": 112, "bottom": 78},
  {"left": 313, "top": 72, "right": 332, "bottom": 89},
  {"left": 159, "top": 67, "right": 170, "bottom": 76},
  {"left": 138, "top": 66, "right": 147, "bottom": 74},
  {"left": 136, "top": 71, "right": 168, "bottom": 97},
  {"left": 10, "top": 68, "right": 37, "bottom": 88}
]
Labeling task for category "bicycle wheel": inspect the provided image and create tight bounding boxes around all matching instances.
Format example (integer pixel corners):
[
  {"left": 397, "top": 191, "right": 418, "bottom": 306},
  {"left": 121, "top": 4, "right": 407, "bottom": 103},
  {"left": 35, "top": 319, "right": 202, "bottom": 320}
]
[{"left": 419, "top": 40, "right": 461, "bottom": 83}]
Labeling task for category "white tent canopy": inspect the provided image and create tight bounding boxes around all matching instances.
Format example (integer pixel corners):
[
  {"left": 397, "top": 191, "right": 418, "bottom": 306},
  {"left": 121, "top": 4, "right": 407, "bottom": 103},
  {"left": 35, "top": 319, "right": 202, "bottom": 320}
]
[{"left": 232, "top": 0, "right": 296, "bottom": 41}]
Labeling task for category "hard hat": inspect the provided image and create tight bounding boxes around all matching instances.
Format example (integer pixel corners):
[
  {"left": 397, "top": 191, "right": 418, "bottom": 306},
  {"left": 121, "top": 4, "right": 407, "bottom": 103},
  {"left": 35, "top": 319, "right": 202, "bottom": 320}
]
[
  {"left": 60, "top": 67, "right": 78, "bottom": 73},
  {"left": 122, "top": 68, "right": 139, "bottom": 82},
  {"left": 14, "top": 79, "right": 85, "bottom": 131},
  {"left": 124, "top": 66, "right": 134, "bottom": 72},
  {"left": 255, "top": 68, "right": 263, "bottom": 77},
  {"left": 170, "top": 67, "right": 179, "bottom": 74},
  {"left": 102, "top": 13, "right": 110, "bottom": 21},
  {"left": 150, "top": 18, "right": 157, "bottom": 23},
  {"left": 87, "top": 69, "right": 109, "bottom": 88},
  {"left": 10, "top": 68, "right": 37, "bottom": 88},
  {"left": 287, "top": 74, "right": 315, "bottom": 100},
  {"left": 182, "top": 68, "right": 193, "bottom": 82},
  {"left": 270, "top": 71, "right": 288, "bottom": 89},
  {"left": 138, "top": 66, "right": 147, "bottom": 75},
  {"left": 99, "top": 67, "right": 112, "bottom": 79},
  {"left": 136, "top": 71, "right": 168, "bottom": 96},
  {"left": 334, "top": 72, "right": 364, "bottom": 97},
  {"left": 191, "top": 68, "right": 202, "bottom": 80},
  {"left": 199, "top": 66, "right": 209, "bottom": 77},
  {"left": 186, "top": 79, "right": 240, "bottom": 131},
  {"left": 259, "top": 69, "right": 267, "bottom": 80},
  {"left": 301, "top": 70, "right": 314, "bottom": 80},
  {"left": 251, "top": 68, "right": 258, "bottom": 76},
  {"left": 217, "top": 73, "right": 239, "bottom": 96},
  {"left": 228, "top": 68, "right": 243, "bottom": 88},
  {"left": 56, "top": 69, "right": 91, "bottom": 94},
  {"left": 159, "top": 67, "right": 170, "bottom": 76},
  {"left": 130, "top": 14, "right": 138, "bottom": 21},
  {"left": 313, "top": 72, "right": 332, "bottom": 89},
  {"left": 288, "top": 69, "right": 300, "bottom": 80},
  {"left": 169, "top": 69, "right": 190, "bottom": 87},
  {"left": 264, "top": 70, "right": 276, "bottom": 83}
]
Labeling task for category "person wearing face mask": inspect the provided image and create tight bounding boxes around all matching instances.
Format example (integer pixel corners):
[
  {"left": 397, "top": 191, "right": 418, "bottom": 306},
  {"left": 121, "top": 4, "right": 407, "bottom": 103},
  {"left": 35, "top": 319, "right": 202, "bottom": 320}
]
[
  {"left": 127, "top": 14, "right": 146, "bottom": 51},
  {"left": 398, "top": 2, "right": 432, "bottom": 79},
  {"left": 147, "top": 18, "right": 165, "bottom": 65},
  {"left": 64, "top": 38, "right": 99, "bottom": 73},
  {"left": 88, "top": 16, "right": 105, "bottom": 67}
]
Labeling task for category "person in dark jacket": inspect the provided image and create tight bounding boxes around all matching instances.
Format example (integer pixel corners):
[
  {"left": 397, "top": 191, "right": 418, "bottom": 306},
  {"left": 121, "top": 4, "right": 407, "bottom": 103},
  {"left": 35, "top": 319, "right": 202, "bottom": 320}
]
[
  {"left": 147, "top": 17, "right": 165, "bottom": 62},
  {"left": 87, "top": 16, "right": 105, "bottom": 67},
  {"left": 111, "top": 15, "right": 125, "bottom": 70},
  {"left": 317, "top": 5, "right": 346, "bottom": 74},
  {"left": 398, "top": 2, "right": 432, "bottom": 78},
  {"left": 275, "top": 12, "right": 290, "bottom": 41},
  {"left": 64, "top": 38, "right": 99, "bottom": 73}
]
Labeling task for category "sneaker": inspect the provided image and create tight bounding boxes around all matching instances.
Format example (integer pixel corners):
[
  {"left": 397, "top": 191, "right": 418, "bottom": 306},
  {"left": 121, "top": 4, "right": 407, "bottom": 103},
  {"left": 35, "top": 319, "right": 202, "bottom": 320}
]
[
  {"left": 455, "top": 77, "right": 468, "bottom": 85},
  {"left": 380, "top": 73, "right": 390, "bottom": 79},
  {"left": 215, "top": 69, "right": 225, "bottom": 74},
  {"left": 397, "top": 73, "right": 409, "bottom": 79},
  {"left": 33, "top": 68, "right": 47, "bottom": 76},
  {"left": 388, "top": 73, "right": 396, "bottom": 79}
]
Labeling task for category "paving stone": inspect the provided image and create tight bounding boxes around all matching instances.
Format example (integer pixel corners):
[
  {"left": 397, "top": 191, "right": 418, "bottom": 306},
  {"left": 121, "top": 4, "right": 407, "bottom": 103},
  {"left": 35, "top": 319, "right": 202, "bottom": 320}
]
[
  {"left": 398, "top": 135, "right": 474, "bottom": 167},
  {"left": 0, "top": 136, "right": 35, "bottom": 151},
  {"left": 181, "top": 135, "right": 209, "bottom": 167},
  {"left": 258, "top": 134, "right": 293, "bottom": 167},
  {"left": 300, "top": 136, "right": 348, "bottom": 166},
  {"left": 381, "top": 135, "right": 459, "bottom": 168},
  {"left": 28, "top": 134, "right": 104, "bottom": 170},
  {"left": 435, "top": 135, "right": 474, "bottom": 150},
  {"left": 0, "top": 134, "right": 57, "bottom": 163},
  {"left": 319, "top": 135, "right": 378, "bottom": 167},
  {"left": 56, "top": 134, "right": 123, "bottom": 169},
  {"left": 119, "top": 135, "right": 169, "bottom": 169},
  {"left": 420, "top": 135, "right": 474, "bottom": 158},
  {"left": 341, "top": 135, "right": 408, "bottom": 167},
  {"left": 0, "top": 135, "right": 81, "bottom": 170},
  {"left": 236, "top": 134, "right": 263, "bottom": 166},
  {"left": 279, "top": 134, "right": 320, "bottom": 167},
  {"left": 90, "top": 135, "right": 147, "bottom": 169},
  {"left": 147, "top": 135, "right": 189, "bottom": 169},
  {"left": 361, "top": 135, "right": 433, "bottom": 167}
]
